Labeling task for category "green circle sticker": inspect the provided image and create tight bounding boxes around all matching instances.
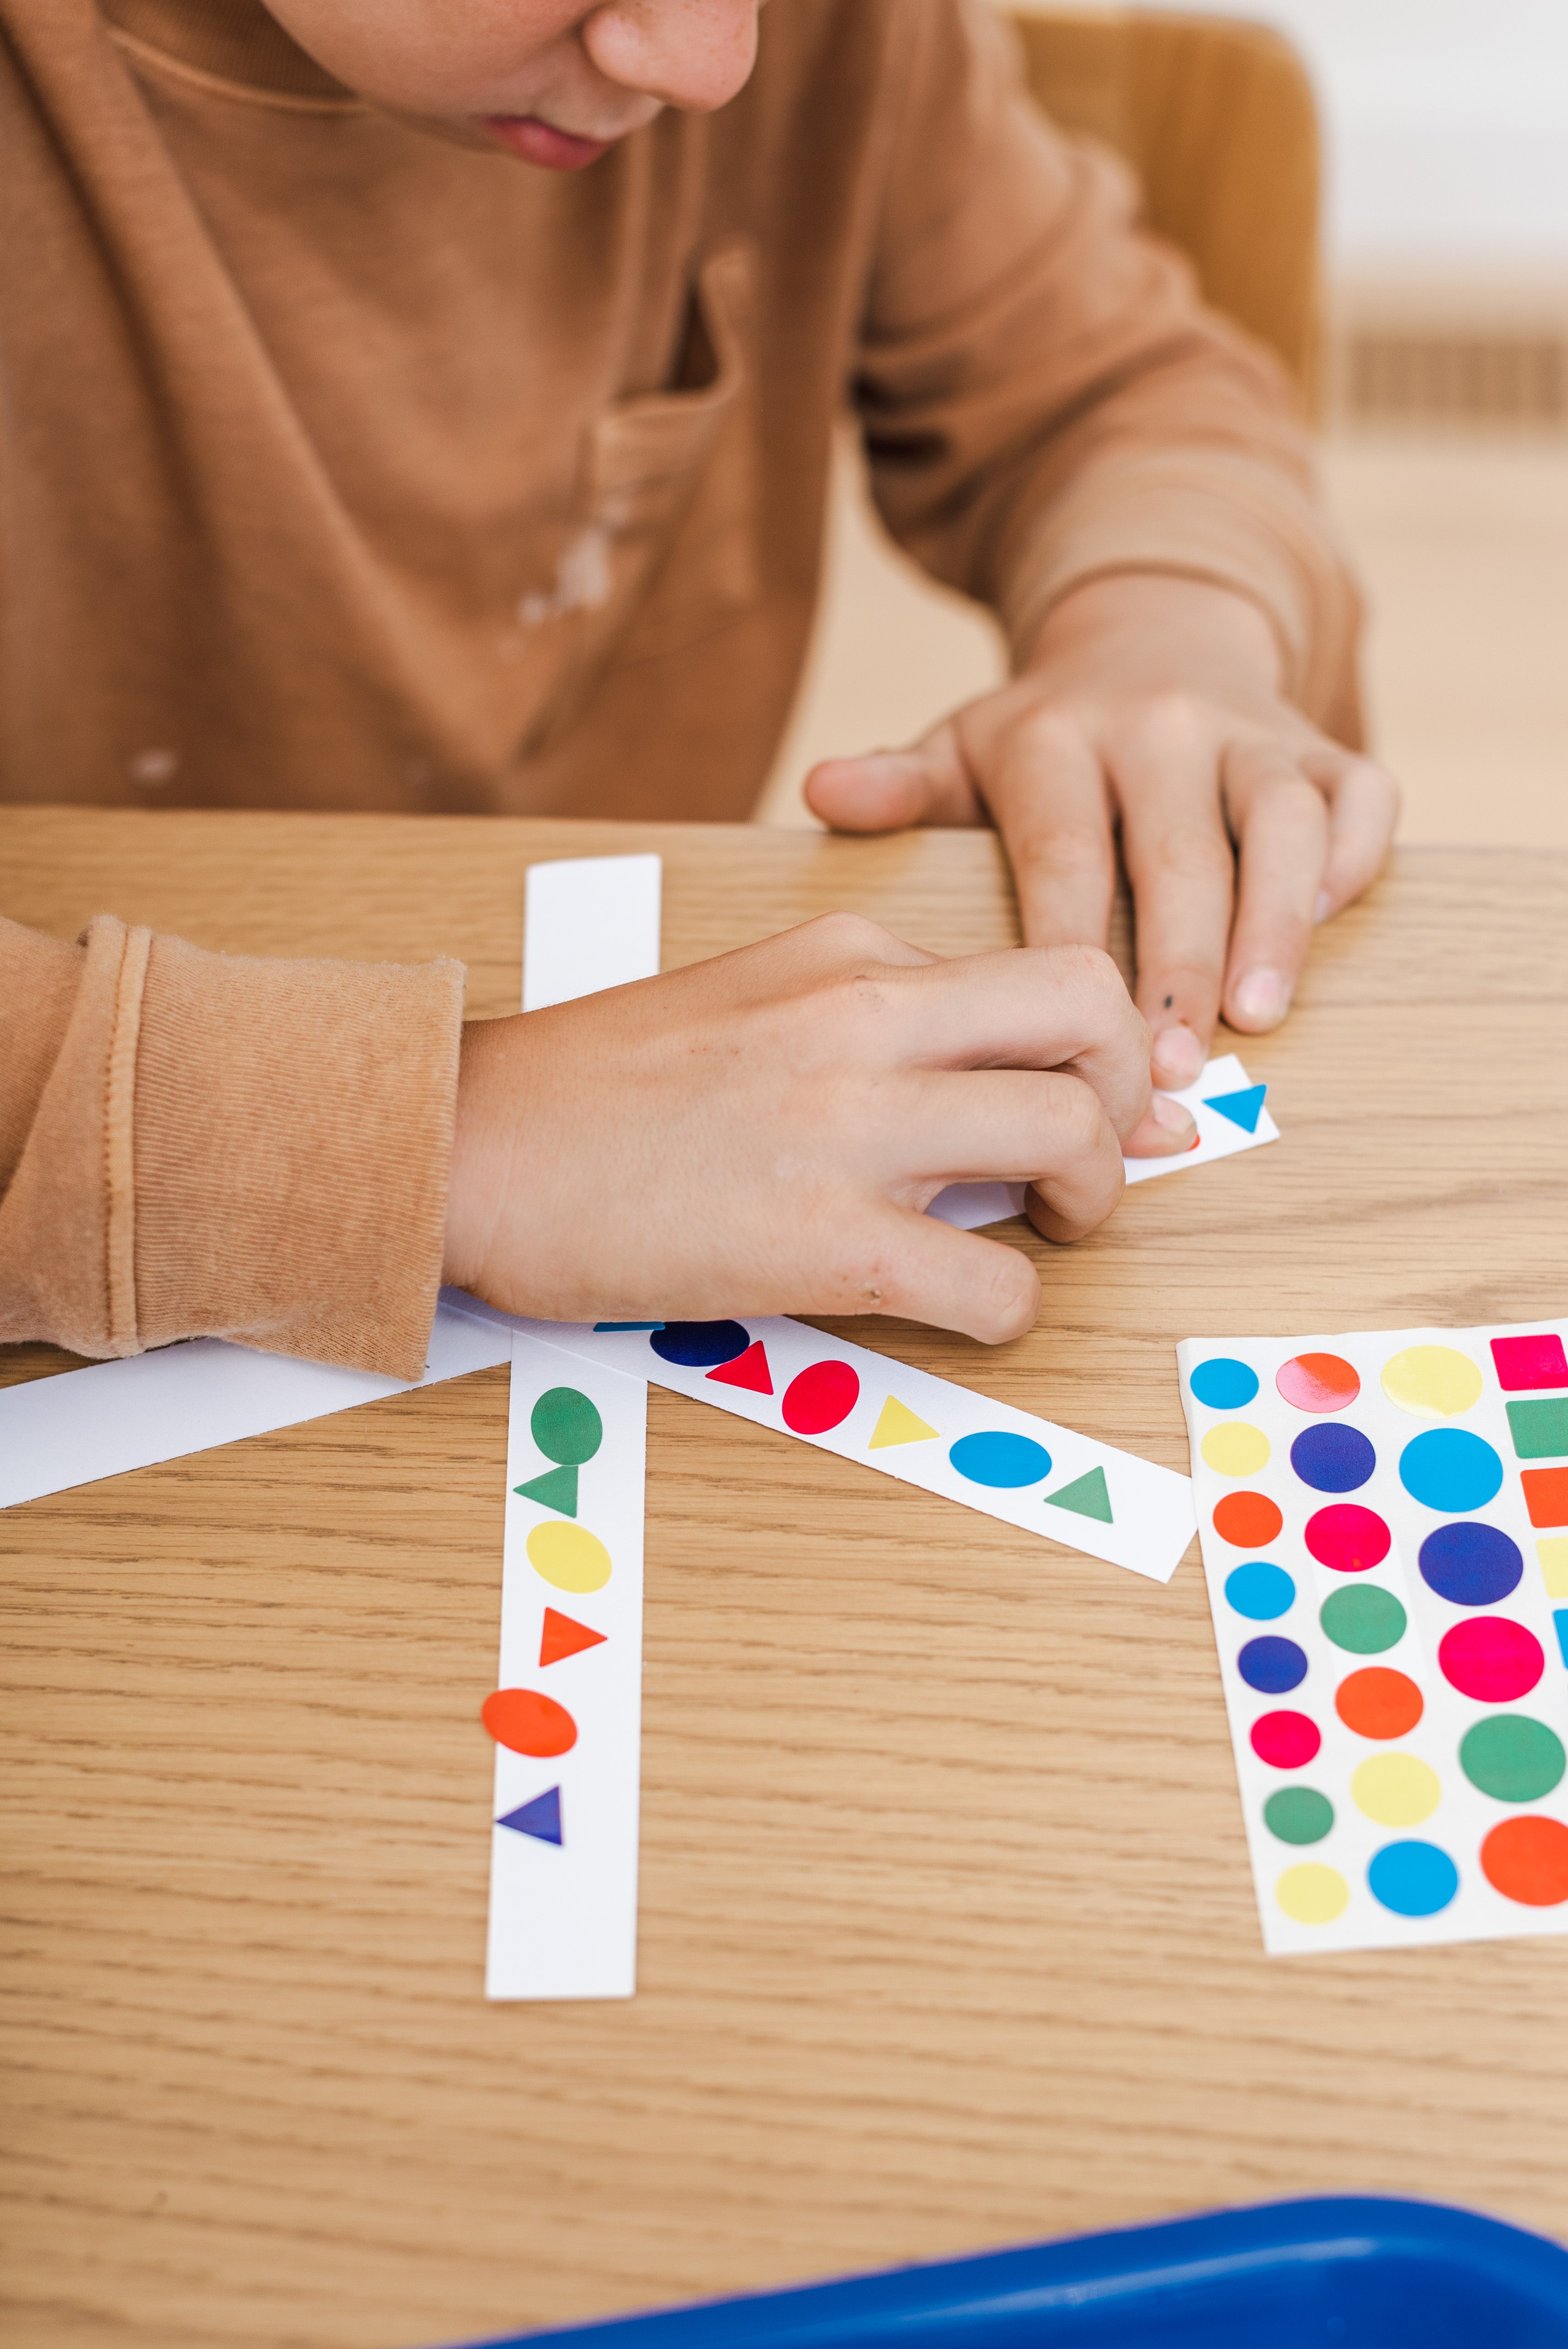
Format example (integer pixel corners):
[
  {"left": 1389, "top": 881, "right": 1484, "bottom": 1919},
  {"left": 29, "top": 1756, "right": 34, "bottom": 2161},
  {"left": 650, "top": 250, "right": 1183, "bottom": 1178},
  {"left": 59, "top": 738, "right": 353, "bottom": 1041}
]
[
  {"left": 1460, "top": 1714, "right": 1566, "bottom": 1804},
  {"left": 1320, "top": 1584, "right": 1407, "bottom": 1655},
  {"left": 1264, "top": 1787, "right": 1335, "bottom": 1846},
  {"left": 530, "top": 1386, "right": 604, "bottom": 1467}
]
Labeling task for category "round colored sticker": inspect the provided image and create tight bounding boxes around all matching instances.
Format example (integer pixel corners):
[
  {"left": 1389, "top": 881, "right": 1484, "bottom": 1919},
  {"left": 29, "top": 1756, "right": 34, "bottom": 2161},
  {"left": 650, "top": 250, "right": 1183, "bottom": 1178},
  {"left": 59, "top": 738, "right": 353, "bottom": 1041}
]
[
  {"left": 530, "top": 1386, "right": 603, "bottom": 1467},
  {"left": 782, "top": 1359, "right": 860, "bottom": 1436},
  {"left": 1251, "top": 1710, "right": 1322, "bottom": 1770},
  {"left": 1320, "top": 1585, "right": 1407, "bottom": 1655},
  {"left": 1200, "top": 1422, "right": 1271, "bottom": 1477},
  {"left": 1437, "top": 1616, "right": 1544, "bottom": 1703},
  {"left": 1189, "top": 1357, "right": 1259, "bottom": 1410},
  {"left": 1480, "top": 1815, "right": 1568, "bottom": 1907},
  {"left": 1380, "top": 1344, "right": 1484, "bottom": 1420},
  {"left": 1417, "top": 1522, "right": 1523, "bottom": 1608},
  {"left": 1351, "top": 1751, "right": 1441, "bottom": 1827},
  {"left": 1225, "top": 1562, "right": 1296, "bottom": 1621},
  {"left": 1264, "top": 1787, "right": 1334, "bottom": 1846},
  {"left": 1213, "top": 1492, "right": 1284, "bottom": 1549},
  {"left": 525, "top": 1519, "right": 613, "bottom": 1594},
  {"left": 1276, "top": 1353, "right": 1360, "bottom": 1414},
  {"left": 1336, "top": 1666, "right": 1424, "bottom": 1740},
  {"left": 1368, "top": 1840, "right": 1459, "bottom": 1917},
  {"left": 652, "top": 1321, "right": 750, "bottom": 1368},
  {"left": 1460, "top": 1714, "right": 1566, "bottom": 1804},
  {"left": 1398, "top": 1428, "right": 1504, "bottom": 1514},
  {"left": 1237, "top": 1635, "right": 1307, "bottom": 1694},
  {"left": 1290, "top": 1423, "right": 1376, "bottom": 1495},
  {"left": 1275, "top": 1863, "right": 1349, "bottom": 1924},
  {"left": 948, "top": 1430, "right": 1051, "bottom": 1488},
  {"left": 1305, "top": 1503, "right": 1392, "bottom": 1575},
  {"left": 480, "top": 1687, "right": 578, "bottom": 1758}
]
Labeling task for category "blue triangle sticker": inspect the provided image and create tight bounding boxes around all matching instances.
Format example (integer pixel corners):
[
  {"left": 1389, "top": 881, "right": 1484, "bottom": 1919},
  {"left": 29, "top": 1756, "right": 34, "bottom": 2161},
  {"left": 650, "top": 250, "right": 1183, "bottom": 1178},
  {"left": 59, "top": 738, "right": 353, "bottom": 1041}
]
[
  {"left": 1203, "top": 1082, "right": 1267, "bottom": 1135},
  {"left": 497, "top": 1787, "right": 563, "bottom": 1845}
]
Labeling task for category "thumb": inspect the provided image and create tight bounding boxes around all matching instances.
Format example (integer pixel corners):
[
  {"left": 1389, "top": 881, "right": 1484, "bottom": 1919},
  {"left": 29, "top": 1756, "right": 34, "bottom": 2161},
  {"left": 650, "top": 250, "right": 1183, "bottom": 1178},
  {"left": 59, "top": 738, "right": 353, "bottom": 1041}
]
[{"left": 804, "top": 721, "right": 985, "bottom": 833}]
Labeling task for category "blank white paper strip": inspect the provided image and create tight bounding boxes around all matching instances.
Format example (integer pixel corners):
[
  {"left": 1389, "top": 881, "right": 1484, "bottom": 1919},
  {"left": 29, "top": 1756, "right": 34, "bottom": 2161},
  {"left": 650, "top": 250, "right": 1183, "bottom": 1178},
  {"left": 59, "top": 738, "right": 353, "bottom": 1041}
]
[
  {"left": 0, "top": 1298, "right": 510, "bottom": 1511},
  {"left": 521, "top": 852, "right": 662, "bottom": 1011}
]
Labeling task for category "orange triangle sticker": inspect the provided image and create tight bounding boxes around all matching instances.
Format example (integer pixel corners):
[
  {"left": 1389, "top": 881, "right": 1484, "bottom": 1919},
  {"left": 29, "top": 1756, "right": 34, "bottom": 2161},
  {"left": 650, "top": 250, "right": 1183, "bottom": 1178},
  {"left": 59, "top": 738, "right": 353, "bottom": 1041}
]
[
  {"left": 539, "top": 1607, "right": 607, "bottom": 1666},
  {"left": 707, "top": 1339, "right": 773, "bottom": 1394}
]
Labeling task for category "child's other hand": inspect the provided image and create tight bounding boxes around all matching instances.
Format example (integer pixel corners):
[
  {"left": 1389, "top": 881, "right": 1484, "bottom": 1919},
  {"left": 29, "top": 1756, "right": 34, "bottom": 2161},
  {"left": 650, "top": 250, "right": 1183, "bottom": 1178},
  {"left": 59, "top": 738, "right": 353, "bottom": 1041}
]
[
  {"left": 804, "top": 574, "right": 1399, "bottom": 1091},
  {"left": 443, "top": 916, "right": 1194, "bottom": 1344}
]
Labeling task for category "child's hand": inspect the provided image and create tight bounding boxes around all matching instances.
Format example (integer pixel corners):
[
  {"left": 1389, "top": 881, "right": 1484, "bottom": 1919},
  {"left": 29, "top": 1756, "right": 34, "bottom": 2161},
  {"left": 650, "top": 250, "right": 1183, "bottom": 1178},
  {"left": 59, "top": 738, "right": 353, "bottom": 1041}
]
[
  {"left": 805, "top": 574, "right": 1400, "bottom": 1091},
  {"left": 443, "top": 915, "right": 1195, "bottom": 1344}
]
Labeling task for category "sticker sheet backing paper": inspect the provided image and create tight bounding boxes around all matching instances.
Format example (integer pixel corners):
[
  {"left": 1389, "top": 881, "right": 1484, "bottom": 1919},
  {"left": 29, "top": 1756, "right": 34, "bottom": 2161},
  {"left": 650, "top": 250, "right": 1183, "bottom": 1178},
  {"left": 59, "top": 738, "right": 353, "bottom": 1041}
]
[{"left": 1178, "top": 1318, "right": 1568, "bottom": 1955}]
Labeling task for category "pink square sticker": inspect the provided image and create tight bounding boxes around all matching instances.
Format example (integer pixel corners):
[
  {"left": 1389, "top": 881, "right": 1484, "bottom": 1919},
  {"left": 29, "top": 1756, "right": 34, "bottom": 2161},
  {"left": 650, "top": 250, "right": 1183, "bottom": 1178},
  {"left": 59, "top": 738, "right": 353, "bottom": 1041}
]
[{"left": 1491, "top": 1333, "right": 1568, "bottom": 1392}]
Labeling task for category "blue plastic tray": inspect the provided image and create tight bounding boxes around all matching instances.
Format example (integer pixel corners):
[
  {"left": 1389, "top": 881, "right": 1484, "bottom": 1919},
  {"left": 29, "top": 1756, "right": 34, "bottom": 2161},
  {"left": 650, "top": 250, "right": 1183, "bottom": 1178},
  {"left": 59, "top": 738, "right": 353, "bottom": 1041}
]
[{"left": 463, "top": 2195, "right": 1568, "bottom": 2348}]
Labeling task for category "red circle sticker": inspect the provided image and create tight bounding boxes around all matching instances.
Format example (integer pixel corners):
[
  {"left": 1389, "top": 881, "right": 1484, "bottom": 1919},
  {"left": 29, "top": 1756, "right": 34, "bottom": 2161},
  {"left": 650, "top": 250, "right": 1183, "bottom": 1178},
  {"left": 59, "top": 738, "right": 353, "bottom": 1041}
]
[
  {"left": 481, "top": 1688, "right": 579, "bottom": 1758},
  {"left": 782, "top": 1358, "right": 861, "bottom": 1435},
  {"left": 1438, "top": 1617, "right": 1545, "bottom": 1704},
  {"left": 1250, "top": 1710, "right": 1322, "bottom": 1770}
]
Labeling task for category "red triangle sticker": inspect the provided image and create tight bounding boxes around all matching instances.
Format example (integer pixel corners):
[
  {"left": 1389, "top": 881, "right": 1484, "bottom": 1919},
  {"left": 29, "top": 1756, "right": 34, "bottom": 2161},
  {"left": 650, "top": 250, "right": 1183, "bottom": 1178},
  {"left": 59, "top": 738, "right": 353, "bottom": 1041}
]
[
  {"left": 706, "top": 1339, "right": 773, "bottom": 1395},
  {"left": 539, "top": 1607, "right": 607, "bottom": 1667}
]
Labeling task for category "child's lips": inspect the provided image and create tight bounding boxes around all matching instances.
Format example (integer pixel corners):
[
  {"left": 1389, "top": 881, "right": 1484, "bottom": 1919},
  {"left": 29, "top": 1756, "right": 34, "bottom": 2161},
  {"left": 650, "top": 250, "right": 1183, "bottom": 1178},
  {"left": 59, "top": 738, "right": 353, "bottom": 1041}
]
[{"left": 480, "top": 114, "right": 615, "bottom": 170}]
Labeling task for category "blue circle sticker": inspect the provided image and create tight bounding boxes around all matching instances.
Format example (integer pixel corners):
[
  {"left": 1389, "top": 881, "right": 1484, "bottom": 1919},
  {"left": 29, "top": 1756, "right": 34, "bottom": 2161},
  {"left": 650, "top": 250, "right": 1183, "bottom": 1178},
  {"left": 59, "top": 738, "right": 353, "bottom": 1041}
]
[
  {"left": 1368, "top": 1840, "right": 1459, "bottom": 1917},
  {"left": 1237, "top": 1635, "right": 1308, "bottom": 1695},
  {"left": 1290, "top": 1423, "right": 1376, "bottom": 1495},
  {"left": 1398, "top": 1429, "right": 1504, "bottom": 1514},
  {"left": 1189, "top": 1358, "right": 1260, "bottom": 1410},
  {"left": 651, "top": 1321, "right": 750, "bottom": 1367},
  {"left": 949, "top": 1431, "right": 1051, "bottom": 1489},
  {"left": 1225, "top": 1562, "right": 1296, "bottom": 1621},
  {"left": 1418, "top": 1521, "right": 1523, "bottom": 1608}
]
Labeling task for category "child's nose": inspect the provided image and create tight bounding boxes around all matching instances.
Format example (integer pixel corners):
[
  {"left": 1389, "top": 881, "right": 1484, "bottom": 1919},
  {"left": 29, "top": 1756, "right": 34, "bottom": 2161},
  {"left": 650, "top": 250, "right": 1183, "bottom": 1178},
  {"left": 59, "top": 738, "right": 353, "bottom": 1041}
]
[{"left": 581, "top": 0, "right": 760, "bottom": 116}]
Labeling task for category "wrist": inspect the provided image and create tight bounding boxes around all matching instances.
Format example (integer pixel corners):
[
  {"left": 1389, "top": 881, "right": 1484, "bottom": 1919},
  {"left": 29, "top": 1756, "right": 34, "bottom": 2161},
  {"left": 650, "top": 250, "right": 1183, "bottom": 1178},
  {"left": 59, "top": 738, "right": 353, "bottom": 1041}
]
[{"left": 1020, "top": 573, "right": 1285, "bottom": 701}]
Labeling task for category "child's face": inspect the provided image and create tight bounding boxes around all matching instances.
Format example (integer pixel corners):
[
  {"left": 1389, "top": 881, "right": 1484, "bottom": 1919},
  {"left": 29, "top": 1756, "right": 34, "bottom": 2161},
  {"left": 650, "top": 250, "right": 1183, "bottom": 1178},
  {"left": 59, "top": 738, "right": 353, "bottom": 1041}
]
[{"left": 263, "top": 0, "right": 761, "bottom": 167}]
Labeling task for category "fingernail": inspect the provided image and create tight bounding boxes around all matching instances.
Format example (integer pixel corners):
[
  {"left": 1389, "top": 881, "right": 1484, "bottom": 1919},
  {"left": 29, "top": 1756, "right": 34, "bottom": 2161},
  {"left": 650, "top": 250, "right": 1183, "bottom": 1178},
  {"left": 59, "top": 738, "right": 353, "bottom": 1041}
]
[
  {"left": 1151, "top": 1023, "right": 1205, "bottom": 1088},
  {"left": 1151, "top": 1092, "right": 1198, "bottom": 1142},
  {"left": 1232, "top": 968, "right": 1291, "bottom": 1028},
  {"left": 1313, "top": 890, "right": 1333, "bottom": 925}
]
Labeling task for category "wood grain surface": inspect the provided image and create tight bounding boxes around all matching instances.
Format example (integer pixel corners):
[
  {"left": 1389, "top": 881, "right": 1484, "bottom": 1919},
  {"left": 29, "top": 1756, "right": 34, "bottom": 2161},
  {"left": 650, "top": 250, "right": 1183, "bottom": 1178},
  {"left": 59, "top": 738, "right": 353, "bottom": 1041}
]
[{"left": 3, "top": 807, "right": 1566, "bottom": 2349}]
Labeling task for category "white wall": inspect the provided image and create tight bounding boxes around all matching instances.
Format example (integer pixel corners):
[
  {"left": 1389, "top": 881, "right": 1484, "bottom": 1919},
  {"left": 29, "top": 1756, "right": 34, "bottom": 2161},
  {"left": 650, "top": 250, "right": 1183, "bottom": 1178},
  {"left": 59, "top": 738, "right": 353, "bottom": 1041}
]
[{"left": 1042, "top": 0, "right": 1568, "bottom": 269}]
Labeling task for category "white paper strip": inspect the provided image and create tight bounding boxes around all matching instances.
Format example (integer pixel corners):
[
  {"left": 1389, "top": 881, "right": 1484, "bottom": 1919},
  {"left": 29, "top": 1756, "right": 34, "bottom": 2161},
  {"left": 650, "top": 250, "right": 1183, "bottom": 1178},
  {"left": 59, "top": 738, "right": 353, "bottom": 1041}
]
[
  {"left": 0, "top": 1297, "right": 510, "bottom": 1511},
  {"left": 485, "top": 1334, "right": 647, "bottom": 2000},
  {"left": 516, "top": 1314, "right": 1195, "bottom": 1583},
  {"left": 1178, "top": 1317, "right": 1568, "bottom": 1955},
  {"left": 932, "top": 1054, "right": 1278, "bottom": 1229},
  {"left": 522, "top": 852, "right": 662, "bottom": 1011},
  {"left": 485, "top": 852, "right": 662, "bottom": 2000}
]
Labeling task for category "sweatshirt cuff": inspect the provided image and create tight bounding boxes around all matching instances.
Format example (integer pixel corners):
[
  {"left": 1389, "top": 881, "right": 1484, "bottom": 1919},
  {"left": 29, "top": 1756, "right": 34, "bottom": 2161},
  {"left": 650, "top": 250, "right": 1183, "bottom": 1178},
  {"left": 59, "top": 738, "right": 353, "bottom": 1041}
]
[
  {"left": 996, "top": 449, "right": 1363, "bottom": 730},
  {"left": 112, "top": 924, "right": 465, "bottom": 1378},
  {"left": 0, "top": 918, "right": 465, "bottom": 1378}
]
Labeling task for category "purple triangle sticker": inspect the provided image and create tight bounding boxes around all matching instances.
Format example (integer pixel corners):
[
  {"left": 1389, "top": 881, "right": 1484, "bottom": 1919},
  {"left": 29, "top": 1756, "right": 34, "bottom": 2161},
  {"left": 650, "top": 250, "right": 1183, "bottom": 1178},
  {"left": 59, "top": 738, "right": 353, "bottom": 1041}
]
[{"left": 497, "top": 1786, "right": 562, "bottom": 1845}]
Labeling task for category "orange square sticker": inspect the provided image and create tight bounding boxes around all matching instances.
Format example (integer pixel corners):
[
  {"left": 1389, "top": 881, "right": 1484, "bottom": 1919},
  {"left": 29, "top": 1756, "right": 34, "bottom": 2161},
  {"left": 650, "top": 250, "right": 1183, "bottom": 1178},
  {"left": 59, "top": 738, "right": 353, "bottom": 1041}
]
[{"left": 1521, "top": 1465, "right": 1568, "bottom": 1529}]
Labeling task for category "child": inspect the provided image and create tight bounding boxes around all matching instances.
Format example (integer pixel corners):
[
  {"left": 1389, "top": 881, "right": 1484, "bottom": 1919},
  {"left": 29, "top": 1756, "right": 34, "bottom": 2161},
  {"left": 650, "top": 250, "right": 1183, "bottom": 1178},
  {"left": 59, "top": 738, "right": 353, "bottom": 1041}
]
[{"left": 0, "top": 0, "right": 1396, "bottom": 1377}]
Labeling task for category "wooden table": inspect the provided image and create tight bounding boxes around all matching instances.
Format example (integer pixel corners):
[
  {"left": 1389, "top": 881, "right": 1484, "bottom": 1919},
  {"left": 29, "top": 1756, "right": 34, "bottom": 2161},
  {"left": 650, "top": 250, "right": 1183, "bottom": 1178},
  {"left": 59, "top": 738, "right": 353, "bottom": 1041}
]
[{"left": 4, "top": 807, "right": 1566, "bottom": 2349}]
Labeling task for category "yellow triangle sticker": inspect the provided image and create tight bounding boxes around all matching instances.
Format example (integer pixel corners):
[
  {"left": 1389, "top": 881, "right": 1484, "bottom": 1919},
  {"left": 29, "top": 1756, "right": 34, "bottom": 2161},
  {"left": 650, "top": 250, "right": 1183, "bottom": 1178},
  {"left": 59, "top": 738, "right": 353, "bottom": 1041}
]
[{"left": 869, "top": 1395, "right": 939, "bottom": 1450}]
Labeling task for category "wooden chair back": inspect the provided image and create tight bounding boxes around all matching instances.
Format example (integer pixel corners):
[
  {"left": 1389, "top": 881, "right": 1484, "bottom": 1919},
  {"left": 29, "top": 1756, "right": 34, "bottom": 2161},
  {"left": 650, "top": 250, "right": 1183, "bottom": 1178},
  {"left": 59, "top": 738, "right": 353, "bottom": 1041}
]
[{"left": 1010, "top": 8, "right": 1322, "bottom": 411}]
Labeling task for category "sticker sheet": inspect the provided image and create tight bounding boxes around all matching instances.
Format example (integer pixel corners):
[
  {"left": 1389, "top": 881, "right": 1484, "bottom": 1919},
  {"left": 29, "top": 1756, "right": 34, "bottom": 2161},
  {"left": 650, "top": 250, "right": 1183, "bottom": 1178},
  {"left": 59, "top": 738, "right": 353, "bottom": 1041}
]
[
  {"left": 521, "top": 1314, "right": 1196, "bottom": 1583},
  {"left": 931, "top": 1053, "right": 1277, "bottom": 1230},
  {"left": 485, "top": 1334, "right": 648, "bottom": 2000},
  {"left": 1178, "top": 1319, "right": 1568, "bottom": 1954}
]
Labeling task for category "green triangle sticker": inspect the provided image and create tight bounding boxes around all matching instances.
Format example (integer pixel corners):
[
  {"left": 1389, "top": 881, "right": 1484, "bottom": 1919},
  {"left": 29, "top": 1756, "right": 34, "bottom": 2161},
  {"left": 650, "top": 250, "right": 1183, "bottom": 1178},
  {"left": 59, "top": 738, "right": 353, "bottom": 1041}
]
[
  {"left": 1044, "top": 1465, "right": 1113, "bottom": 1524},
  {"left": 515, "top": 1462, "right": 579, "bottom": 1516}
]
